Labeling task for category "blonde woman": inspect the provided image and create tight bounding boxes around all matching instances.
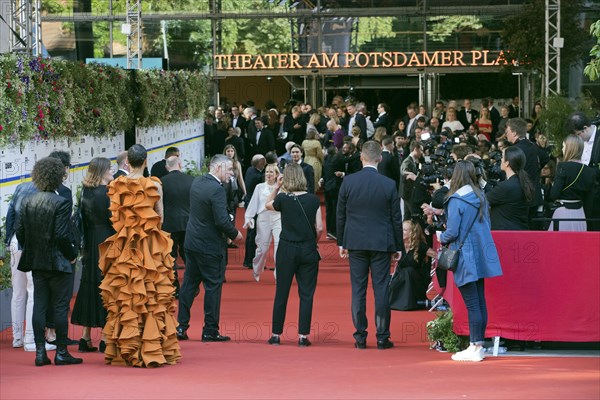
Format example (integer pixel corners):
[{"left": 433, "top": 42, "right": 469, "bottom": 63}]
[
  {"left": 302, "top": 128, "right": 324, "bottom": 193},
  {"left": 548, "top": 134, "right": 596, "bottom": 231},
  {"left": 265, "top": 164, "right": 323, "bottom": 346},
  {"left": 475, "top": 107, "right": 493, "bottom": 141},
  {"left": 244, "top": 164, "right": 282, "bottom": 282}
]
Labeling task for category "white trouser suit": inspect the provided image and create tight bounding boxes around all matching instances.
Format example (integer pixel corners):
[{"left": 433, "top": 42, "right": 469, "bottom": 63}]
[
  {"left": 9, "top": 235, "right": 34, "bottom": 347},
  {"left": 245, "top": 182, "right": 282, "bottom": 276}
]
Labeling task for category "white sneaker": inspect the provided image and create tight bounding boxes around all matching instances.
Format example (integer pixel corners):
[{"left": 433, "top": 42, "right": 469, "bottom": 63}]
[
  {"left": 451, "top": 345, "right": 484, "bottom": 362},
  {"left": 24, "top": 343, "right": 56, "bottom": 352},
  {"left": 12, "top": 338, "right": 23, "bottom": 348},
  {"left": 253, "top": 272, "right": 260, "bottom": 282}
]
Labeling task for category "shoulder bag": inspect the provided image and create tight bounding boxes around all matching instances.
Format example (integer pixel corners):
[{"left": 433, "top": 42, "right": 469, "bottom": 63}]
[
  {"left": 291, "top": 193, "right": 322, "bottom": 260},
  {"left": 437, "top": 203, "right": 479, "bottom": 272}
]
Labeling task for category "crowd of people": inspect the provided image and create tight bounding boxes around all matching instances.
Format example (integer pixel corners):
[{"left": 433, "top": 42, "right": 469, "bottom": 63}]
[{"left": 4, "top": 93, "right": 599, "bottom": 367}]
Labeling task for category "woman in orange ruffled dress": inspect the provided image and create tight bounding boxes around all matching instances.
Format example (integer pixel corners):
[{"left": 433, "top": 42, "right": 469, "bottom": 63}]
[{"left": 99, "top": 144, "right": 181, "bottom": 368}]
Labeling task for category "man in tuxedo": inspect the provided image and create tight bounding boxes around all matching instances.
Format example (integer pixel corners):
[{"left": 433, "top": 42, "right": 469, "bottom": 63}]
[
  {"left": 485, "top": 97, "right": 501, "bottom": 141},
  {"left": 374, "top": 103, "right": 391, "bottom": 134},
  {"left": 177, "top": 155, "right": 243, "bottom": 342},
  {"left": 113, "top": 151, "right": 129, "bottom": 179},
  {"left": 289, "top": 144, "right": 315, "bottom": 194},
  {"left": 378, "top": 136, "right": 400, "bottom": 188},
  {"left": 151, "top": 147, "right": 180, "bottom": 179},
  {"left": 283, "top": 106, "right": 306, "bottom": 144},
  {"left": 347, "top": 103, "right": 368, "bottom": 143},
  {"left": 400, "top": 141, "right": 423, "bottom": 221},
  {"left": 230, "top": 105, "right": 247, "bottom": 136},
  {"left": 505, "top": 118, "right": 549, "bottom": 229},
  {"left": 566, "top": 111, "right": 600, "bottom": 231},
  {"left": 405, "top": 106, "right": 420, "bottom": 138},
  {"left": 458, "top": 99, "right": 479, "bottom": 129},
  {"left": 248, "top": 117, "right": 276, "bottom": 157},
  {"left": 335, "top": 142, "right": 362, "bottom": 179},
  {"left": 509, "top": 96, "right": 521, "bottom": 118},
  {"left": 337, "top": 141, "right": 404, "bottom": 350},
  {"left": 161, "top": 156, "right": 195, "bottom": 298}
]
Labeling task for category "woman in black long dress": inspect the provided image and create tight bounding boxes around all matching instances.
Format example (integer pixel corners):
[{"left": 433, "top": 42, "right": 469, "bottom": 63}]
[
  {"left": 391, "top": 221, "right": 436, "bottom": 311},
  {"left": 71, "top": 157, "right": 115, "bottom": 352},
  {"left": 265, "top": 163, "right": 323, "bottom": 346}
]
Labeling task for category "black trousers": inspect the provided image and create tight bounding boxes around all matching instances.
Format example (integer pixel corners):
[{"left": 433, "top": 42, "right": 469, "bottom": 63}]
[
  {"left": 32, "top": 270, "right": 72, "bottom": 345},
  {"left": 272, "top": 240, "right": 319, "bottom": 336},
  {"left": 178, "top": 248, "right": 226, "bottom": 335},
  {"left": 324, "top": 190, "right": 338, "bottom": 235},
  {"left": 243, "top": 225, "right": 257, "bottom": 266},
  {"left": 169, "top": 231, "right": 187, "bottom": 292},
  {"left": 348, "top": 250, "right": 392, "bottom": 342}
]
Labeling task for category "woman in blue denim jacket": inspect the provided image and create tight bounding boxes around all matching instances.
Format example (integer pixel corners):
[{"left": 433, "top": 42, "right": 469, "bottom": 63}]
[{"left": 440, "top": 160, "right": 502, "bottom": 362}]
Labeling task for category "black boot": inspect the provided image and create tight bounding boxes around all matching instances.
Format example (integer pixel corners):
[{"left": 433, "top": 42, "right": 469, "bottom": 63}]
[
  {"left": 54, "top": 345, "right": 83, "bottom": 365},
  {"left": 35, "top": 343, "right": 51, "bottom": 367}
]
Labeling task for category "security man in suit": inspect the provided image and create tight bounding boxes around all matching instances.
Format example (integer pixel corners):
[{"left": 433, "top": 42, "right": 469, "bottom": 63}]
[
  {"left": 160, "top": 156, "right": 195, "bottom": 298},
  {"left": 177, "top": 154, "right": 243, "bottom": 342},
  {"left": 337, "top": 141, "right": 404, "bottom": 350}
]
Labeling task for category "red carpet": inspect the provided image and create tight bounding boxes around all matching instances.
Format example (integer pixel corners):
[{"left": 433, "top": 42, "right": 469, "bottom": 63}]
[{"left": 1, "top": 206, "right": 599, "bottom": 399}]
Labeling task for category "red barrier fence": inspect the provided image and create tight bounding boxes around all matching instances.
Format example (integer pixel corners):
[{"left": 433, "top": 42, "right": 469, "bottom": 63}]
[{"left": 439, "top": 231, "right": 600, "bottom": 342}]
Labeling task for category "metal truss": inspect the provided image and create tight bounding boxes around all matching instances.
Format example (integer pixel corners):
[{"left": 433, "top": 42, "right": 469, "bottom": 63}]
[
  {"left": 545, "top": 0, "right": 561, "bottom": 97},
  {"left": 125, "top": 0, "right": 142, "bottom": 69},
  {"left": 9, "top": 0, "right": 41, "bottom": 56}
]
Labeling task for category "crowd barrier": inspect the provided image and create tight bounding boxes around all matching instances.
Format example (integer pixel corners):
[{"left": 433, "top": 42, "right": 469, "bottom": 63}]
[{"left": 437, "top": 230, "right": 600, "bottom": 343}]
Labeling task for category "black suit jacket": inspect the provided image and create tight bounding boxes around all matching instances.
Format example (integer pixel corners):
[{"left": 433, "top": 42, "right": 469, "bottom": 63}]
[
  {"left": 337, "top": 167, "right": 404, "bottom": 253},
  {"left": 589, "top": 124, "right": 600, "bottom": 170},
  {"left": 353, "top": 113, "right": 368, "bottom": 143},
  {"left": 508, "top": 104, "right": 520, "bottom": 119},
  {"left": 184, "top": 174, "right": 238, "bottom": 255},
  {"left": 248, "top": 127, "right": 276, "bottom": 157},
  {"left": 283, "top": 115, "right": 306, "bottom": 144},
  {"left": 489, "top": 106, "right": 501, "bottom": 139},
  {"left": 151, "top": 159, "right": 168, "bottom": 179},
  {"left": 300, "top": 161, "right": 315, "bottom": 194},
  {"left": 373, "top": 113, "right": 391, "bottom": 134},
  {"left": 113, "top": 169, "right": 128, "bottom": 179},
  {"left": 161, "top": 170, "right": 195, "bottom": 233},
  {"left": 378, "top": 150, "right": 400, "bottom": 187},
  {"left": 513, "top": 138, "right": 544, "bottom": 207},
  {"left": 244, "top": 166, "right": 265, "bottom": 207},
  {"left": 458, "top": 108, "right": 479, "bottom": 129},
  {"left": 486, "top": 175, "right": 530, "bottom": 230}
]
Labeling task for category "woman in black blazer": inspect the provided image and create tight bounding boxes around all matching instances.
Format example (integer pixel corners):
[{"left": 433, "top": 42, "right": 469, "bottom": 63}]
[{"left": 486, "top": 146, "right": 534, "bottom": 230}]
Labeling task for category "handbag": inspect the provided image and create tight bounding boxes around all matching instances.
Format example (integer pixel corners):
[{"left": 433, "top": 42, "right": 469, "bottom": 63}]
[
  {"left": 291, "top": 193, "right": 321, "bottom": 260},
  {"left": 70, "top": 188, "right": 84, "bottom": 250},
  {"left": 388, "top": 253, "right": 408, "bottom": 310},
  {"left": 437, "top": 205, "right": 479, "bottom": 272}
]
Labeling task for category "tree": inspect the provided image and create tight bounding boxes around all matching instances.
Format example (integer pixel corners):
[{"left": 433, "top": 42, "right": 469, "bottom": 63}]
[
  {"left": 584, "top": 20, "right": 600, "bottom": 81},
  {"left": 500, "top": 0, "right": 588, "bottom": 73}
]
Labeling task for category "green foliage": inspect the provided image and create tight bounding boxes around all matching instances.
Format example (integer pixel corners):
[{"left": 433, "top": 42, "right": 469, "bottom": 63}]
[
  {"left": 0, "top": 215, "right": 11, "bottom": 291},
  {"left": 501, "top": 0, "right": 588, "bottom": 72},
  {"left": 426, "top": 310, "right": 469, "bottom": 353},
  {"left": 0, "top": 54, "right": 209, "bottom": 145},
  {"left": 355, "top": 17, "right": 395, "bottom": 49},
  {"left": 539, "top": 93, "right": 597, "bottom": 150},
  {"left": 584, "top": 20, "right": 600, "bottom": 82},
  {"left": 184, "top": 157, "right": 210, "bottom": 176},
  {"left": 428, "top": 16, "right": 483, "bottom": 42}
]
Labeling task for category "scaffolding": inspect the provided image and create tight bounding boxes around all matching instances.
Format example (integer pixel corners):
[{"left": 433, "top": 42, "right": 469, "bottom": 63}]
[
  {"left": 125, "top": 0, "right": 142, "bottom": 69},
  {"left": 544, "top": 0, "right": 562, "bottom": 97},
  {"left": 8, "top": 0, "right": 41, "bottom": 56}
]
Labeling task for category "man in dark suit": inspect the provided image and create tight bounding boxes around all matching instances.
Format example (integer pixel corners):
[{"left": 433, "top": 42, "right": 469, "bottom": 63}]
[
  {"left": 177, "top": 155, "right": 243, "bottom": 342},
  {"left": 486, "top": 97, "right": 501, "bottom": 141},
  {"left": 151, "top": 147, "right": 179, "bottom": 179},
  {"left": 289, "top": 144, "right": 315, "bottom": 194},
  {"left": 242, "top": 155, "right": 266, "bottom": 269},
  {"left": 505, "top": 118, "right": 549, "bottom": 229},
  {"left": 458, "top": 99, "right": 479, "bottom": 129},
  {"left": 378, "top": 136, "right": 400, "bottom": 188},
  {"left": 373, "top": 103, "right": 392, "bottom": 134},
  {"left": 337, "top": 141, "right": 404, "bottom": 350},
  {"left": 161, "top": 156, "right": 195, "bottom": 297},
  {"left": 509, "top": 96, "right": 521, "bottom": 118},
  {"left": 248, "top": 116, "right": 276, "bottom": 158},
  {"left": 400, "top": 141, "right": 423, "bottom": 221},
  {"left": 283, "top": 105, "right": 306, "bottom": 144},
  {"left": 230, "top": 105, "right": 247, "bottom": 136},
  {"left": 347, "top": 103, "right": 368, "bottom": 143},
  {"left": 566, "top": 111, "right": 600, "bottom": 230},
  {"left": 113, "top": 151, "right": 129, "bottom": 179}
]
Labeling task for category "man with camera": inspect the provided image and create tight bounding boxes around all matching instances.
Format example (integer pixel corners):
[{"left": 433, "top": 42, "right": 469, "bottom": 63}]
[{"left": 400, "top": 141, "right": 423, "bottom": 220}]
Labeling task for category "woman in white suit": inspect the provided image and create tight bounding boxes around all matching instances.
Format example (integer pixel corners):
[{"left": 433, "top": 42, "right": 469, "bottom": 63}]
[{"left": 244, "top": 164, "right": 282, "bottom": 281}]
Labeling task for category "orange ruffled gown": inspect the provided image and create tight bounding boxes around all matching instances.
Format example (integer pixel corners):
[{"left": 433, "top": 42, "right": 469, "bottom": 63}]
[{"left": 99, "top": 176, "right": 181, "bottom": 368}]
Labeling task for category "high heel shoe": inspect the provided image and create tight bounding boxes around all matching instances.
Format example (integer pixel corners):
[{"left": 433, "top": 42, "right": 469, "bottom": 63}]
[
  {"left": 99, "top": 340, "right": 106, "bottom": 353},
  {"left": 78, "top": 338, "right": 97, "bottom": 353}
]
